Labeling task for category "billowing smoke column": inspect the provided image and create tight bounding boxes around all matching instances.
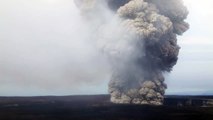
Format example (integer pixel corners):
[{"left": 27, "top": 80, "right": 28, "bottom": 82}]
[{"left": 75, "top": 0, "right": 189, "bottom": 105}]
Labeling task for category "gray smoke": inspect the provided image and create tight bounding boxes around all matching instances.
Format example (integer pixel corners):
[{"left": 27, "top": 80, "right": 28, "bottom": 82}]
[
  {"left": 75, "top": 0, "right": 189, "bottom": 105},
  {"left": 0, "top": 0, "right": 111, "bottom": 95}
]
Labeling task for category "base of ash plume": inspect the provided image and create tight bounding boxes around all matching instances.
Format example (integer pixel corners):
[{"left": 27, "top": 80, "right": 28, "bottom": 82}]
[{"left": 0, "top": 95, "right": 212, "bottom": 120}]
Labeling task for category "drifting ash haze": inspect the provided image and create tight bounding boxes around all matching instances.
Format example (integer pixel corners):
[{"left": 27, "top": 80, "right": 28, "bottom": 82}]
[
  {"left": 0, "top": 0, "right": 111, "bottom": 94},
  {"left": 75, "top": 0, "right": 189, "bottom": 105}
]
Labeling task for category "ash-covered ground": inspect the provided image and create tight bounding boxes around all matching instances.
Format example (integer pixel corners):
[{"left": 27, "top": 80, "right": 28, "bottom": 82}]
[{"left": 0, "top": 95, "right": 212, "bottom": 120}]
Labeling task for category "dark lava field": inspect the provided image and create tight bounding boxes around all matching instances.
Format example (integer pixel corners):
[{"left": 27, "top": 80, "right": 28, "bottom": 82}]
[{"left": 0, "top": 95, "right": 212, "bottom": 120}]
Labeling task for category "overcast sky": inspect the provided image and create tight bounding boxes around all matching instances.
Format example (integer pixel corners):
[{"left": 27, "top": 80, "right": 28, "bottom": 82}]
[
  {"left": 166, "top": 0, "right": 213, "bottom": 95},
  {"left": 0, "top": 0, "right": 212, "bottom": 96}
]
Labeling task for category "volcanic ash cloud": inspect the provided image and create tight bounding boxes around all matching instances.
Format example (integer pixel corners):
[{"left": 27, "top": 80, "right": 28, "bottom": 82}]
[{"left": 75, "top": 0, "right": 189, "bottom": 105}]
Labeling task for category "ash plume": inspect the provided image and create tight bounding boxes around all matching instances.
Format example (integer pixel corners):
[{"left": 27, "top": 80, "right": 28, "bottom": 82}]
[{"left": 75, "top": 0, "right": 189, "bottom": 105}]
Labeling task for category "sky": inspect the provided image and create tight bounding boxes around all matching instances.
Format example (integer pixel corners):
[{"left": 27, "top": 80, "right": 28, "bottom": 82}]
[
  {"left": 166, "top": 0, "right": 213, "bottom": 95},
  {"left": 0, "top": 0, "right": 212, "bottom": 96}
]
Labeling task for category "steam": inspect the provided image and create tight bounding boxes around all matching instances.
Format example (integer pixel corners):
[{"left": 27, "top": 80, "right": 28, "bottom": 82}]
[
  {"left": 0, "top": 0, "right": 110, "bottom": 95},
  {"left": 75, "top": 0, "right": 189, "bottom": 105}
]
